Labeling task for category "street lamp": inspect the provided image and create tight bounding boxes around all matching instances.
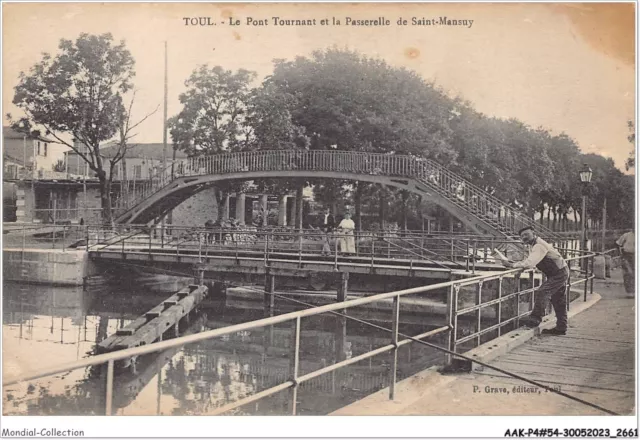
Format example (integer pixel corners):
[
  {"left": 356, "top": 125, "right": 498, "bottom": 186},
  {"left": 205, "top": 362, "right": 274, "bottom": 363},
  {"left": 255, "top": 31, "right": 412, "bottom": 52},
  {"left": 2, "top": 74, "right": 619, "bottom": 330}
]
[{"left": 579, "top": 163, "right": 593, "bottom": 256}]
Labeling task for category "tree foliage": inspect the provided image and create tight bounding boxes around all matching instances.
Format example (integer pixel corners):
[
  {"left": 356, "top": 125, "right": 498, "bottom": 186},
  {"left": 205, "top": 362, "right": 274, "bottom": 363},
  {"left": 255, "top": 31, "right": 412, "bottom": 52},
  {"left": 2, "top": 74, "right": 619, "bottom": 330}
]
[
  {"left": 10, "top": 33, "right": 153, "bottom": 225},
  {"left": 168, "top": 47, "right": 634, "bottom": 231},
  {"left": 169, "top": 65, "right": 257, "bottom": 222},
  {"left": 626, "top": 119, "right": 635, "bottom": 172}
]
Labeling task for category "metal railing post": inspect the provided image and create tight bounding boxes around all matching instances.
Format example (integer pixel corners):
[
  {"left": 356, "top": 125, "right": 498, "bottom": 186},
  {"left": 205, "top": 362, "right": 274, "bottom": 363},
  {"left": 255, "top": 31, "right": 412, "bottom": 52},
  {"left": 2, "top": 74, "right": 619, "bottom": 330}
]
[
  {"left": 474, "top": 281, "right": 483, "bottom": 346},
  {"left": 371, "top": 238, "right": 375, "bottom": 268},
  {"left": 589, "top": 255, "right": 594, "bottom": 295},
  {"left": 465, "top": 240, "right": 470, "bottom": 272},
  {"left": 566, "top": 266, "right": 571, "bottom": 312},
  {"left": 583, "top": 255, "right": 588, "bottom": 302},
  {"left": 497, "top": 276, "right": 503, "bottom": 336},
  {"left": 21, "top": 225, "right": 26, "bottom": 264},
  {"left": 265, "top": 231, "right": 270, "bottom": 266},
  {"left": 389, "top": 295, "right": 400, "bottom": 400},
  {"left": 445, "top": 284, "right": 456, "bottom": 365},
  {"left": 290, "top": 316, "right": 301, "bottom": 415},
  {"left": 529, "top": 271, "right": 535, "bottom": 315},
  {"left": 105, "top": 359, "right": 114, "bottom": 415},
  {"left": 472, "top": 241, "right": 477, "bottom": 274},
  {"left": 334, "top": 234, "right": 339, "bottom": 271},
  {"left": 298, "top": 230, "right": 303, "bottom": 268},
  {"left": 515, "top": 274, "right": 521, "bottom": 328}
]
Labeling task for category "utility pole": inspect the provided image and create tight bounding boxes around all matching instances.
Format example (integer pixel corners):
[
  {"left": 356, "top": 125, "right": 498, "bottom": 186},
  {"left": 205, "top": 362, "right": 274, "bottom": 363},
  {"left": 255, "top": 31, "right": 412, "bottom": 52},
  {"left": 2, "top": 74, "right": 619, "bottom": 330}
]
[
  {"left": 601, "top": 197, "right": 607, "bottom": 252},
  {"left": 161, "top": 41, "right": 169, "bottom": 236},
  {"left": 162, "top": 41, "right": 168, "bottom": 171}
]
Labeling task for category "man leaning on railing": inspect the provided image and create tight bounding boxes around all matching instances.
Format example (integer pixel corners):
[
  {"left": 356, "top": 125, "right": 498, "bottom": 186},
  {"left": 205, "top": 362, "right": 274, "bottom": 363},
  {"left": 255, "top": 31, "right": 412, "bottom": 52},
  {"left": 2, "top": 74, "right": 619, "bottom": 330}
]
[{"left": 500, "top": 226, "right": 569, "bottom": 336}]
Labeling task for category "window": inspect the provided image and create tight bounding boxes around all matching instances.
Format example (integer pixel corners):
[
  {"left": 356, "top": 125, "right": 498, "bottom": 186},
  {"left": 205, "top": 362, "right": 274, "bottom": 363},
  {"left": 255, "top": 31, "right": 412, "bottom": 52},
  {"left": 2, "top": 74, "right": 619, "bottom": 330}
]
[
  {"left": 112, "top": 166, "right": 119, "bottom": 178},
  {"left": 37, "top": 141, "right": 41, "bottom": 156},
  {"left": 133, "top": 165, "right": 142, "bottom": 179},
  {"left": 44, "top": 143, "right": 48, "bottom": 157}
]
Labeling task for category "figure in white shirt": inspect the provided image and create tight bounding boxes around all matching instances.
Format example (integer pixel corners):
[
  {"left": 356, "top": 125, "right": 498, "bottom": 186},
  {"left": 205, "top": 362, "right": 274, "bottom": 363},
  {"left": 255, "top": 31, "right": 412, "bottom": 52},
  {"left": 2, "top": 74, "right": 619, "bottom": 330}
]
[
  {"left": 502, "top": 227, "right": 569, "bottom": 335},
  {"left": 616, "top": 230, "right": 635, "bottom": 296},
  {"left": 337, "top": 212, "right": 356, "bottom": 254}
]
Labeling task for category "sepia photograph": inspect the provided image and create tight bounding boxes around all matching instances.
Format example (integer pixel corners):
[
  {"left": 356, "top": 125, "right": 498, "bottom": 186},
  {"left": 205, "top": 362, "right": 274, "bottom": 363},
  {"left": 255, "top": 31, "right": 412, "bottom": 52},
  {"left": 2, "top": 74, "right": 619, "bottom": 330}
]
[{"left": 1, "top": 1, "right": 636, "bottom": 436}]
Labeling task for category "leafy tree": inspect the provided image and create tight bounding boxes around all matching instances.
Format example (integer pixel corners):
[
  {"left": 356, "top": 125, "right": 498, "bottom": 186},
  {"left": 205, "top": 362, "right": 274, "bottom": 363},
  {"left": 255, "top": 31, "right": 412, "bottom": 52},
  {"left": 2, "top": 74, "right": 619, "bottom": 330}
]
[
  {"left": 244, "top": 79, "right": 311, "bottom": 227},
  {"left": 10, "top": 33, "right": 152, "bottom": 225},
  {"left": 626, "top": 119, "right": 635, "bottom": 172},
  {"left": 582, "top": 153, "right": 633, "bottom": 229},
  {"left": 545, "top": 134, "right": 582, "bottom": 230},
  {"left": 169, "top": 65, "right": 256, "bottom": 222},
  {"left": 449, "top": 109, "right": 519, "bottom": 202},
  {"left": 263, "top": 48, "right": 460, "bottom": 225}
]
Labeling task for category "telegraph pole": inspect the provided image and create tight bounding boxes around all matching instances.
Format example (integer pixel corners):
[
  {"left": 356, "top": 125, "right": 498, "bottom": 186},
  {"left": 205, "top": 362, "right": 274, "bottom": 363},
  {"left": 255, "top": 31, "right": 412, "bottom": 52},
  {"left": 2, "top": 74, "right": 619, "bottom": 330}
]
[
  {"left": 160, "top": 41, "right": 169, "bottom": 238},
  {"left": 162, "top": 40, "right": 168, "bottom": 170},
  {"left": 601, "top": 197, "right": 607, "bottom": 252}
]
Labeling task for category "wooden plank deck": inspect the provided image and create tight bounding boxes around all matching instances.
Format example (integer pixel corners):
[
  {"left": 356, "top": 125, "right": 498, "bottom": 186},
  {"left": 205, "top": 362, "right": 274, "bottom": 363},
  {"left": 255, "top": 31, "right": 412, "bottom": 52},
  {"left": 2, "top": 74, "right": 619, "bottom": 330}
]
[
  {"left": 396, "top": 274, "right": 635, "bottom": 416},
  {"left": 334, "top": 272, "right": 635, "bottom": 416}
]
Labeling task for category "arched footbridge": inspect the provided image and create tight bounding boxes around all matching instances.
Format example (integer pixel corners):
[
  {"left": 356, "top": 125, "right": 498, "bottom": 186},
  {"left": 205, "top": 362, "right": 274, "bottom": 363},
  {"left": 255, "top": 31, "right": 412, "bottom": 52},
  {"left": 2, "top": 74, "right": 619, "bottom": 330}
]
[{"left": 114, "top": 150, "right": 557, "bottom": 240}]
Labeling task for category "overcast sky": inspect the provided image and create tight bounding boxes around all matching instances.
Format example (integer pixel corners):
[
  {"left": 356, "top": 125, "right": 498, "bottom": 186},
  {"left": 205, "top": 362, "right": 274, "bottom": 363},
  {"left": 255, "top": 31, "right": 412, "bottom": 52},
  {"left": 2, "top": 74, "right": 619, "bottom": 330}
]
[{"left": 3, "top": 2, "right": 635, "bottom": 171}]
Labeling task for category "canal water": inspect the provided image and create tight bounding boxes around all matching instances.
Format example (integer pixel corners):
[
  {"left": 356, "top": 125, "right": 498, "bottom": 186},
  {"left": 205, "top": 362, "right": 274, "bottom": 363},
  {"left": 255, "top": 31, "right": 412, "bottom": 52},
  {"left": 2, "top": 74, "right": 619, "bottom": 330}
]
[{"left": 2, "top": 275, "right": 453, "bottom": 416}]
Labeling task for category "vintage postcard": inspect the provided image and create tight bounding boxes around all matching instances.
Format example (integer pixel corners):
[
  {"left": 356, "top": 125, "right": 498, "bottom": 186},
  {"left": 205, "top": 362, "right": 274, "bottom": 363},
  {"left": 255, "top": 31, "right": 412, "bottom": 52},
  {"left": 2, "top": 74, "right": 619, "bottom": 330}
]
[{"left": 1, "top": 1, "right": 636, "bottom": 437}]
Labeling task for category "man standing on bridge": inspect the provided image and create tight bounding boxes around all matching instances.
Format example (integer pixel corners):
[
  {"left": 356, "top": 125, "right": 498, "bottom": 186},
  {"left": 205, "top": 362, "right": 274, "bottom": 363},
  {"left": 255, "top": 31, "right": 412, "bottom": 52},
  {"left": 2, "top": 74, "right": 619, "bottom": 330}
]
[
  {"left": 502, "top": 227, "right": 569, "bottom": 336},
  {"left": 321, "top": 208, "right": 336, "bottom": 256}
]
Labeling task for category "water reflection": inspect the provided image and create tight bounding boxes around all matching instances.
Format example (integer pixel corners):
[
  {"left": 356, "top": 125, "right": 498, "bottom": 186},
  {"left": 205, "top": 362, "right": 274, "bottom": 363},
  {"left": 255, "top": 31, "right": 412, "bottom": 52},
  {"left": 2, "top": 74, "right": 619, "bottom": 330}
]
[{"left": 3, "top": 276, "right": 454, "bottom": 416}]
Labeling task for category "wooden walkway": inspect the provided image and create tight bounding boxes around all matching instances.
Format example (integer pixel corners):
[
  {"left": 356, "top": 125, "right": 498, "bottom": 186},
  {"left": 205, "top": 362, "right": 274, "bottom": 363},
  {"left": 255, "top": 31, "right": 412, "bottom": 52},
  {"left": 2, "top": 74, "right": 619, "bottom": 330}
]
[
  {"left": 401, "top": 273, "right": 635, "bottom": 416},
  {"left": 334, "top": 270, "right": 635, "bottom": 416}
]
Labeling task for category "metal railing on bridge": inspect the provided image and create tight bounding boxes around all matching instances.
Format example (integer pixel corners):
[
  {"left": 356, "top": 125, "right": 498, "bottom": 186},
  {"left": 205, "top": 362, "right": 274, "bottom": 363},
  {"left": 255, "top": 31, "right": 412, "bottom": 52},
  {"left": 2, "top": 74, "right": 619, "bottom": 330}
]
[
  {"left": 86, "top": 225, "right": 530, "bottom": 272},
  {"left": 3, "top": 248, "right": 597, "bottom": 416},
  {"left": 112, "top": 150, "right": 558, "bottom": 238},
  {"left": 86, "top": 225, "right": 594, "bottom": 274}
]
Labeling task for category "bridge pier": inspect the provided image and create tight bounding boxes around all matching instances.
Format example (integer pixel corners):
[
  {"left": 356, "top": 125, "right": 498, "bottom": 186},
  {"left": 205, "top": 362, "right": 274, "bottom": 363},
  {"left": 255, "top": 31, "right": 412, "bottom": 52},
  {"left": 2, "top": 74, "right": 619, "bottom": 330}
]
[
  {"left": 194, "top": 266, "right": 205, "bottom": 286},
  {"left": 260, "top": 194, "right": 268, "bottom": 227},
  {"left": 278, "top": 195, "right": 287, "bottom": 226},
  {"left": 264, "top": 271, "right": 276, "bottom": 309},
  {"left": 223, "top": 194, "right": 230, "bottom": 220},
  {"left": 337, "top": 272, "right": 349, "bottom": 302},
  {"left": 288, "top": 196, "right": 297, "bottom": 227},
  {"left": 235, "top": 193, "right": 246, "bottom": 224}
]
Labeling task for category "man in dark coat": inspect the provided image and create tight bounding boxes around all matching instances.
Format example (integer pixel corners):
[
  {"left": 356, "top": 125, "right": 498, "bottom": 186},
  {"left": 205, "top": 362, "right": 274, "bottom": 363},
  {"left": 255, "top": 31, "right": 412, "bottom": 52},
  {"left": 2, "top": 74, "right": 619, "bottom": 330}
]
[{"left": 321, "top": 208, "right": 335, "bottom": 256}]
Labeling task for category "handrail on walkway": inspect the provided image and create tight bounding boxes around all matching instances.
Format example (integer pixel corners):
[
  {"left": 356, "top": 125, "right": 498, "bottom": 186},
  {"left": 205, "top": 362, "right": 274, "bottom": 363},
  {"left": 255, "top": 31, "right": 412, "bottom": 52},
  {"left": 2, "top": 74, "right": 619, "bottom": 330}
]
[
  {"left": 110, "top": 150, "right": 558, "bottom": 238},
  {"left": 3, "top": 251, "right": 596, "bottom": 416}
]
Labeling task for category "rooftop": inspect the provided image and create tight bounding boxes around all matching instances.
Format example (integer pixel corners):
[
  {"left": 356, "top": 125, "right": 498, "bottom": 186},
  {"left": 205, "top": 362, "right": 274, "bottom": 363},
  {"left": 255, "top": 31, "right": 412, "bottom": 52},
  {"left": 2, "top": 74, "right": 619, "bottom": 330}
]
[
  {"left": 68, "top": 142, "right": 187, "bottom": 160},
  {"left": 3, "top": 126, "right": 54, "bottom": 143}
]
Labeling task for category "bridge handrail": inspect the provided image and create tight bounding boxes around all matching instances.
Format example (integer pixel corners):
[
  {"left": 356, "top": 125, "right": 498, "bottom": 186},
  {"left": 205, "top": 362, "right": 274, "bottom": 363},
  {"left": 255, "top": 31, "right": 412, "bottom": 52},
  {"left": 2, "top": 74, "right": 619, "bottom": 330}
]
[
  {"left": 415, "top": 156, "right": 558, "bottom": 238},
  {"left": 86, "top": 225, "right": 586, "bottom": 267},
  {"left": 112, "top": 150, "right": 557, "bottom": 238}
]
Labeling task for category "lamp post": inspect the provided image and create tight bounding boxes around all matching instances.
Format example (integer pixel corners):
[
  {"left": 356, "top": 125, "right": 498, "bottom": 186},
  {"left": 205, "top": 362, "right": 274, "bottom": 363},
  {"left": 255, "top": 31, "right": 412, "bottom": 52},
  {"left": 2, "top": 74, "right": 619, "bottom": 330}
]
[{"left": 579, "top": 163, "right": 593, "bottom": 261}]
